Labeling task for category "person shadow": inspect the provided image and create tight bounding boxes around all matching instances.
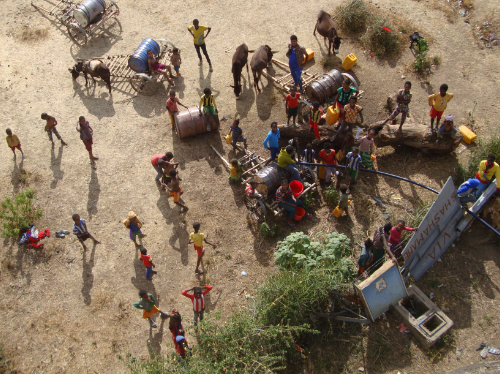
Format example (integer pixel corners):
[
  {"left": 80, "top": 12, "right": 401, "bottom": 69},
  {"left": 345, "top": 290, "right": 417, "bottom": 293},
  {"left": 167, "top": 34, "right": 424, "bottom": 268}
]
[
  {"left": 50, "top": 144, "right": 64, "bottom": 189},
  {"left": 147, "top": 317, "right": 166, "bottom": 358},
  {"left": 81, "top": 241, "right": 97, "bottom": 305},
  {"left": 10, "top": 158, "right": 24, "bottom": 194},
  {"left": 131, "top": 246, "right": 158, "bottom": 298},
  {"left": 87, "top": 167, "right": 100, "bottom": 220},
  {"left": 203, "top": 288, "right": 222, "bottom": 314}
]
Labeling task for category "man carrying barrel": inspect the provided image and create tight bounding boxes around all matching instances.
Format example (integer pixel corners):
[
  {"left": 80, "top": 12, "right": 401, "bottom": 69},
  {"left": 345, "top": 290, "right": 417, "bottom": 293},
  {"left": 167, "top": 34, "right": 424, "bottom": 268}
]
[
  {"left": 188, "top": 19, "right": 213, "bottom": 72},
  {"left": 286, "top": 35, "right": 307, "bottom": 94}
]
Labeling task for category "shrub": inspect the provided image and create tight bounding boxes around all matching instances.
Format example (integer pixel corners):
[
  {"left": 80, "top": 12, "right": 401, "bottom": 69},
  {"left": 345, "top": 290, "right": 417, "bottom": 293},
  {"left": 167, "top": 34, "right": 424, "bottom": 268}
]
[
  {"left": 454, "top": 135, "right": 500, "bottom": 185},
  {"left": 412, "top": 38, "right": 431, "bottom": 74},
  {"left": 336, "top": 0, "right": 370, "bottom": 34},
  {"left": 301, "top": 190, "right": 315, "bottom": 209},
  {"left": 0, "top": 189, "right": 43, "bottom": 238},
  {"left": 360, "top": 17, "right": 405, "bottom": 56},
  {"left": 260, "top": 222, "right": 281, "bottom": 238},
  {"left": 323, "top": 184, "right": 340, "bottom": 205},
  {"left": 275, "top": 232, "right": 353, "bottom": 271}
]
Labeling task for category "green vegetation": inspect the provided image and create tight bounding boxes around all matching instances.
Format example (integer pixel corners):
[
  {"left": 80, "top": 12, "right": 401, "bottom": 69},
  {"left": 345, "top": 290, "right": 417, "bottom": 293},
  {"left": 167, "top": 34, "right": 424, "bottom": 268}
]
[
  {"left": 336, "top": 0, "right": 370, "bottom": 34},
  {"left": 405, "top": 200, "right": 432, "bottom": 230},
  {"left": 320, "top": 56, "right": 336, "bottom": 68},
  {"left": 323, "top": 184, "right": 340, "bottom": 205},
  {"left": 259, "top": 222, "right": 281, "bottom": 238},
  {"left": 412, "top": 38, "right": 432, "bottom": 74},
  {"left": 0, "top": 189, "right": 43, "bottom": 238},
  {"left": 360, "top": 17, "right": 405, "bottom": 56},
  {"left": 301, "top": 190, "right": 315, "bottom": 209}
]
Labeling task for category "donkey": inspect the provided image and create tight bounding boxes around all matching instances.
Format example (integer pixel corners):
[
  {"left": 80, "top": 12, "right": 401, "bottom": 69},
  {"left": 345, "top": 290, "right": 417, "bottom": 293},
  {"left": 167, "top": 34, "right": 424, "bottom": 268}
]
[
  {"left": 250, "top": 45, "right": 275, "bottom": 93},
  {"left": 230, "top": 43, "right": 250, "bottom": 99},
  {"left": 313, "top": 10, "right": 342, "bottom": 56},
  {"left": 69, "top": 59, "right": 111, "bottom": 94}
]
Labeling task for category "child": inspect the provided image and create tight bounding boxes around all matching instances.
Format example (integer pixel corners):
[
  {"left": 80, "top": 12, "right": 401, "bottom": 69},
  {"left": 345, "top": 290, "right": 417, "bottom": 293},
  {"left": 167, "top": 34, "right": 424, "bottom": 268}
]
[
  {"left": 188, "top": 222, "right": 216, "bottom": 274},
  {"left": 76, "top": 116, "right": 98, "bottom": 167},
  {"left": 181, "top": 285, "right": 213, "bottom": 324},
  {"left": 41, "top": 113, "right": 67, "bottom": 148},
  {"left": 318, "top": 142, "right": 337, "bottom": 184},
  {"left": 159, "top": 152, "right": 179, "bottom": 185},
  {"left": 5, "top": 128, "right": 24, "bottom": 160},
  {"left": 288, "top": 137, "right": 301, "bottom": 162},
  {"left": 389, "top": 219, "right": 417, "bottom": 258},
  {"left": 338, "top": 184, "right": 349, "bottom": 216},
  {"left": 123, "top": 211, "right": 146, "bottom": 247},
  {"left": 382, "top": 81, "right": 412, "bottom": 133},
  {"left": 140, "top": 247, "right": 157, "bottom": 280},
  {"left": 199, "top": 88, "right": 219, "bottom": 130},
  {"left": 302, "top": 143, "right": 316, "bottom": 164},
  {"left": 333, "top": 77, "right": 357, "bottom": 124},
  {"left": 147, "top": 49, "right": 174, "bottom": 86},
  {"left": 245, "top": 179, "right": 263, "bottom": 199},
  {"left": 228, "top": 159, "right": 244, "bottom": 183},
  {"left": 341, "top": 131, "right": 355, "bottom": 164},
  {"left": 171, "top": 48, "right": 182, "bottom": 77},
  {"left": 276, "top": 179, "right": 311, "bottom": 228},
  {"left": 164, "top": 169, "right": 188, "bottom": 212},
  {"left": 263, "top": 121, "right": 280, "bottom": 164},
  {"left": 228, "top": 119, "right": 247, "bottom": 150},
  {"left": 428, "top": 84, "right": 453, "bottom": 134},
  {"left": 309, "top": 101, "right": 323, "bottom": 139},
  {"left": 285, "top": 85, "right": 300, "bottom": 128},
  {"left": 133, "top": 290, "right": 168, "bottom": 328},
  {"left": 166, "top": 91, "right": 188, "bottom": 129},
  {"left": 334, "top": 96, "right": 362, "bottom": 140},
  {"left": 72, "top": 213, "right": 100, "bottom": 250},
  {"left": 174, "top": 336, "right": 190, "bottom": 360},
  {"left": 346, "top": 147, "right": 362, "bottom": 191},
  {"left": 356, "top": 129, "right": 375, "bottom": 170},
  {"left": 437, "top": 114, "right": 457, "bottom": 139}
]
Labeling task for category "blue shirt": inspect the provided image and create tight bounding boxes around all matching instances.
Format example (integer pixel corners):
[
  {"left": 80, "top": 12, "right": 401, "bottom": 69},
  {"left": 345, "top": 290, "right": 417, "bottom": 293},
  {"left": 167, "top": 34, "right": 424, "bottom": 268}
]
[
  {"left": 346, "top": 152, "right": 362, "bottom": 171},
  {"left": 230, "top": 126, "right": 243, "bottom": 140},
  {"left": 263, "top": 128, "right": 280, "bottom": 149},
  {"left": 73, "top": 219, "right": 88, "bottom": 235},
  {"left": 289, "top": 48, "right": 299, "bottom": 71},
  {"left": 130, "top": 222, "right": 141, "bottom": 233},
  {"left": 302, "top": 149, "right": 315, "bottom": 163}
]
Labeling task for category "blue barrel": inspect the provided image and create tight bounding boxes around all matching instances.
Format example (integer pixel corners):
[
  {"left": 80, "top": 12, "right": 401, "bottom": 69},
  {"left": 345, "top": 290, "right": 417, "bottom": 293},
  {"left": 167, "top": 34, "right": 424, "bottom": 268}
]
[
  {"left": 128, "top": 39, "right": 161, "bottom": 73},
  {"left": 73, "top": 0, "right": 106, "bottom": 27}
]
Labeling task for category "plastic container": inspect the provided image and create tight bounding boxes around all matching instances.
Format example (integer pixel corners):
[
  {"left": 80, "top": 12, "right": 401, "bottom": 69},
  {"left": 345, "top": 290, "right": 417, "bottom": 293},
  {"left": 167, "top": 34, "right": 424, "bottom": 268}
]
[
  {"left": 332, "top": 206, "right": 343, "bottom": 218},
  {"left": 289, "top": 180, "right": 304, "bottom": 197},
  {"left": 317, "top": 161, "right": 326, "bottom": 180},
  {"left": 371, "top": 154, "right": 376, "bottom": 161},
  {"left": 325, "top": 105, "right": 340, "bottom": 125},
  {"left": 294, "top": 207, "right": 306, "bottom": 221},
  {"left": 306, "top": 48, "right": 315, "bottom": 62},
  {"left": 128, "top": 39, "right": 161, "bottom": 73},
  {"left": 73, "top": 0, "right": 106, "bottom": 27},
  {"left": 342, "top": 53, "right": 357, "bottom": 71},
  {"left": 225, "top": 134, "right": 232, "bottom": 144},
  {"left": 459, "top": 125, "right": 477, "bottom": 144}
]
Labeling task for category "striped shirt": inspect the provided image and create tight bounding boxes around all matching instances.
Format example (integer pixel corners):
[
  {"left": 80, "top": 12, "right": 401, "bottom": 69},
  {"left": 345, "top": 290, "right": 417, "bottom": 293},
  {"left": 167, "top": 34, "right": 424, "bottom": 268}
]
[
  {"left": 73, "top": 219, "right": 88, "bottom": 235},
  {"left": 276, "top": 186, "right": 292, "bottom": 204},
  {"left": 310, "top": 107, "right": 323, "bottom": 123},
  {"left": 181, "top": 286, "right": 213, "bottom": 311},
  {"left": 346, "top": 152, "right": 362, "bottom": 171},
  {"left": 199, "top": 94, "right": 217, "bottom": 110}
]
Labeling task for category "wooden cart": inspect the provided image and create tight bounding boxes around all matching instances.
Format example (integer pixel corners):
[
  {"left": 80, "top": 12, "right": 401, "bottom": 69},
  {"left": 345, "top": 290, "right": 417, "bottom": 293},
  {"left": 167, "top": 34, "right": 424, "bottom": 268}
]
[{"left": 31, "top": 0, "right": 119, "bottom": 46}]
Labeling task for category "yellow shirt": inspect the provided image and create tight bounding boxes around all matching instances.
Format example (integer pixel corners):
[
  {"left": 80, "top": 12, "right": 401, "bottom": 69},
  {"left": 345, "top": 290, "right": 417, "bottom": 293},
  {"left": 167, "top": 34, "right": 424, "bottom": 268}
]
[
  {"left": 478, "top": 160, "right": 500, "bottom": 189},
  {"left": 190, "top": 232, "right": 206, "bottom": 247},
  {"left": 199, "top": 94, "right": 217, "bottom": 110},
  {"left": 428, "top": 93, "right": 453, "bottom": 112},
  {"left": 6, "top": 135, "right": 20, "bottom": 147},
  {"left": 189, "top": 25, "right": 208, "bottom": 45}
]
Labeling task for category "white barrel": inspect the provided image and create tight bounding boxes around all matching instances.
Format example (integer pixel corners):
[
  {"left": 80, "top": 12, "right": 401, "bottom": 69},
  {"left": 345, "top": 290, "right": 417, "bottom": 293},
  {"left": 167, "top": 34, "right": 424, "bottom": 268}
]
[{"left": 73, "top": 0, "right": 106, "bottom": 27}]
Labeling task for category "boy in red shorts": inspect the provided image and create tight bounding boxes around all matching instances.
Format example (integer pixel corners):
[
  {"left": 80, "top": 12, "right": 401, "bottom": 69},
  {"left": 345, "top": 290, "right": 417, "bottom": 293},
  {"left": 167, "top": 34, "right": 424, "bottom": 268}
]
[
  {"left": 285, "top": 85, "right": 300, "bottom": 128},
  {"left": 188, "top": 222, "right": 216, "bottom": 274},
  {"left": 309, "top": 101, "right": 323, "bottom": 139},
  {"left": 5, "top": 128, "right": 24, "bottom": 160},
  {"left": 428, "top": 83, "right": 453, "bottom": 135}
]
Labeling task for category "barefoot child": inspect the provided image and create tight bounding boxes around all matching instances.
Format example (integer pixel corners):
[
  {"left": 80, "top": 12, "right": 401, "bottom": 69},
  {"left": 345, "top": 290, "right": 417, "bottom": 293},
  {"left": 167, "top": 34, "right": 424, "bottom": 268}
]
[
  {"left": 164, "top": 169, "right": 188, "bottom": 212},
  {"left": 5, "top": 128, "right": 24, "bottom": 160},
  {"left": 338, "top": 184, "right": 350, "bottom": 216},
  {"left": 72, "top": 213, "right": 100, "bottom": 250},
  {"left": 333, "top": 96, "right": 362, "bottom": 141},
  {"left": 346, "top": 147, "right": 362, "bottom": 192},
  {"left": 285, "top": 85, "right": 300, "bottom": 128},
  {"left": 356, "top": 129, "right": 375, "bottom": 170},
  {"left": 228, "top": 159, "right": 244, "bottom": 183},
  {"left": 309, "top": 101, "right": 323, "bottom": 139},
  {"left": 147, "top": 50, "right": 174, "bottom": 86},
  {"left": 428, "top": 83, "right": 453, "bottom": 134},
  {"left": 188, "top": 222, "right": 216, "bottom": 274},
  {"left": 123, "top": 211, "right": 146, "bottom": 247},
  {"left": 76, "top": 116, "right": 98, "bottom": 167},
  {"left": 159, "top": 152, "right": 179, "bottom": 185},
  {"left": 437, "top": 114, "right": 457, "bottom": 139},
  {"left": 181, "top": 285, "right": 213, "bottom": 324},
  {"left": 133, "top": 290, "right": 168, "bottom": 328},
  {"left": 171, "top": 48, "right": 182, "bottom": 76},
  {"left": 228, "top": 119, "right": 247, "bottom": 150},
  {"left": 140, "top": 247, "right": 157, "bottom": 280},
  {"left": 166, "top": 91, "right": 188, "bottom": 129},
  {"left": 382, "top": 82, "right": 412, "bottom": 133},
  {"left": 41, "top": 113, "right": 67, "bottom": 148}
]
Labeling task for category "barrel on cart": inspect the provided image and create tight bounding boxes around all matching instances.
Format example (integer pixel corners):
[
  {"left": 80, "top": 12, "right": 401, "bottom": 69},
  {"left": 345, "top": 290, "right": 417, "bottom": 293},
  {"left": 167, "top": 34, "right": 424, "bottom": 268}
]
[
  {"left": 252, "top": 163, "right": 288, "bottom": 197},
  {"left": 128, "top": 39, "right": 161, "bottom": 73},
  {"left": 73, "top": 0, "right": 106, "bottom": 27}
]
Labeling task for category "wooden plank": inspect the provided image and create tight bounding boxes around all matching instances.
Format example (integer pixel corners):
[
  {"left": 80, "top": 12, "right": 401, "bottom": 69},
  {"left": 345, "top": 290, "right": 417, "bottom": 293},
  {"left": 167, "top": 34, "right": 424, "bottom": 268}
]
[
  {"left": 272, "top": 58, "right": 290, "bottom": 69},
  {"left": 210, "top": 145, "right": 230, "bottom": 168}
]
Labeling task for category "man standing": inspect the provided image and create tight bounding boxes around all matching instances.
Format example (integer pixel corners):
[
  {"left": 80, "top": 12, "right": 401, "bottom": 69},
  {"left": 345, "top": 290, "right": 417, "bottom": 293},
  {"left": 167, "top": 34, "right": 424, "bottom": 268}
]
[
  {"left": 188, "top": 19, "right": 213, "bottom": 72},
  {"left": 286, "top": 35, "right": 307, "bottom": 93},
  {"left": 475, "top": 153, "right": 500, "bottom": 198}
]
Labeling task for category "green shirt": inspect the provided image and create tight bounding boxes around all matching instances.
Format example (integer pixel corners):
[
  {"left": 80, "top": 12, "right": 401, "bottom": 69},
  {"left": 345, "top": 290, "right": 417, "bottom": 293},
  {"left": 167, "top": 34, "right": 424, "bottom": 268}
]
[
  {"left": 337, "top": 86, "right": 357, "bottom": 105},
  {"left": 133, "top": 293, "right": 156, "bottom": 312},
  {"left": 339, "top": 193, "right": 349, "bottom": 210}
]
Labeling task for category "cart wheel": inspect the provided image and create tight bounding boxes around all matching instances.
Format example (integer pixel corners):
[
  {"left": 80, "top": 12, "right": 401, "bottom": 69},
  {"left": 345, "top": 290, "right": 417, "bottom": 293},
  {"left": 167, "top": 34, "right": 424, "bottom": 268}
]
[
  {"left": 155, "top": 38, "right": 177, "bottom": 52},
  {"left": 130, "top": 73, "right": 157, "bottom": 96},
  {"left": 67, "top": 22, "right": 87, "bottom": 46},
  {"left": 109, "top": 0, "right": 119, "bottom": 13},
  {"left": 300, "top": 165, "right": 317, "bottom": 183},
  {"left": 244, "top": 196, "right": 267, "bottom": 222}
]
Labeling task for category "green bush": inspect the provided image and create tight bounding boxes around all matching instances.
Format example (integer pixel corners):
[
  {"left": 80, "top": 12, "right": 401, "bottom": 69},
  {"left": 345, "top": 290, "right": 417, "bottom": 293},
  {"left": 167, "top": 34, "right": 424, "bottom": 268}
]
[
  {"left": 336, "top": 0, "right": 370, "bottom": 34},
  {"left": 275, "top": 232, "right": 353, "bottom": 270},
  {"left": 454, "top": 135, "right": 500, "bottom": 185},
  {"left": 360, "top": 17, "right": 405, "bottom": 56},
  {"left": 260, "top": 222, "right": 281, "bottom": 238},
  {"left": 0, "top": 189, "right": 43, "bottom": 238},
  {"left": 323, "top": 184, "right": 340, "bottom": 206},
  {"left": 412, "top": 38, "right": 431, "bottom": 74},
  {"left": 301, "top": 190, "right": 315, "bottom": 209}
]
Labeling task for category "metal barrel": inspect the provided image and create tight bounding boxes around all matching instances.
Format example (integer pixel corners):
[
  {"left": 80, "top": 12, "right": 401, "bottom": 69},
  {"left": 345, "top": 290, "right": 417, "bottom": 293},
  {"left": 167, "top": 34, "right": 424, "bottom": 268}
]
[
  {"left": 175, "top": 107, "right": 219, "bottom": 139},
  {"left": 305, "top": 69, "right": 351, "bottom": 104},
  {"left": 252, "top": 162, "right": 287, "bottom": 197},
  {"left": 128, "top": 39, "right": 161, "bottom": 73},
  {"left": 73, "top": 0, "right": 106, "bottom": 27}
]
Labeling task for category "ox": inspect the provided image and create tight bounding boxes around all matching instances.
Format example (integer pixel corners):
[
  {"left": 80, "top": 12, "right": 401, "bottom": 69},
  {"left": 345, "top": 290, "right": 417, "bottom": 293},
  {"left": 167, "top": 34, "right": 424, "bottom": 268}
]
[
  {"left": 250, "top": 45, "right": 274, "bottom": 93},
  {"left": 69, "top": 60, "right": 112, "bottom": 94},
  {"left": 313, "top": 10, "right": 342, "bottom": 56},
  {"left": 230, "top": 43, "right": 249, "bottom": 99}
]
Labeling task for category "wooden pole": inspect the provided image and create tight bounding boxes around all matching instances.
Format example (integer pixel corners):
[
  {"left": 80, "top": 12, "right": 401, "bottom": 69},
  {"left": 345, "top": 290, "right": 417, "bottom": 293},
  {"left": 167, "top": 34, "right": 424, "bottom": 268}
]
[{"left": 210, "top": 145, "right": 231, "bottom": 169}]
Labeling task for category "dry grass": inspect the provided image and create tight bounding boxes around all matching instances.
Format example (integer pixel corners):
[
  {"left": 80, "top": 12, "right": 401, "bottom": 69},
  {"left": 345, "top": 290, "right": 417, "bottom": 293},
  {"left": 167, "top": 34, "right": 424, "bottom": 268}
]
[
  {"left": 91, "top": 287, "right": 114, "bottom": 311},
  {"left": 431, "top": 0, "right": 457, "bottom": 23},
  {"left": 17, "top": 26, "right": 49, "bottom": 43}
]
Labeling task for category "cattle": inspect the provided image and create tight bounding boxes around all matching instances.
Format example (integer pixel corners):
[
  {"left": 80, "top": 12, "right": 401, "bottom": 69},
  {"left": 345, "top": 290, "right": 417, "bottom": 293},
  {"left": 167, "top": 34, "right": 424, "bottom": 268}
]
[
  {"left": 313, "top": 10, "right": 342, "bottom": 56},
  {"left": 69, "top": 59, "right": 112, "bottom": 94},
  {"left": 250, "top": 45, "right": 274, "bottom": 93},
  {"left": 230, "top": 43, "right": 249, "bottom": 99}
]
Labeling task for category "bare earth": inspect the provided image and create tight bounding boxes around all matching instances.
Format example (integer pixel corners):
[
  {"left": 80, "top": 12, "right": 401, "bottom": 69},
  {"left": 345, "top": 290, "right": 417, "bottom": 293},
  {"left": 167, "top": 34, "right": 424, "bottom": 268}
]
[{"left": 0, "top": 0, "right": 499, "bottom": 373}]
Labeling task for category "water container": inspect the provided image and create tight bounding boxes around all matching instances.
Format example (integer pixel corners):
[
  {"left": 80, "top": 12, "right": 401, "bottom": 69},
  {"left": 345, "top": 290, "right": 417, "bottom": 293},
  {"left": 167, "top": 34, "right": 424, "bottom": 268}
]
[
  {"left": 325, "top": 105, "right": 340, "bottom": 125},
  {"left": 459, "top": 126, "right": 476, "bottom": 144},
  {"left": 317, "top": 161, "right": 326, "bottom": 180},
  {"left": 225, "top": 134, "right": 232, "bottom": 144},
  {"left": 342, "top": 53, "right": 357, "bottom": 71},
  {"left": 306, "top": 48, "right": 315, "bottom": 62},
  {"left": 332, "top": 206, "right": 343, "bottom": 218},
  {"left": 128, "top": 39, "right": 161, "bottom": 73},
  {"left": 289, "top": 180, "right": 304, "bottom": 197},
  {"left": 73, "top": 0, "right": 106, "bottom": 28},
  {"left": 294, "top": 207, "right": 306, "bottom": 221}
]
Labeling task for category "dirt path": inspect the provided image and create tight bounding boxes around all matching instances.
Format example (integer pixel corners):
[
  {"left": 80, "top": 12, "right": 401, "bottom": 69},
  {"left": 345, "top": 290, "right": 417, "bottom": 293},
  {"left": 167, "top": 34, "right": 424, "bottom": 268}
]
[{"left": 0, "top": 0, "right": 499, "bottom": 373}]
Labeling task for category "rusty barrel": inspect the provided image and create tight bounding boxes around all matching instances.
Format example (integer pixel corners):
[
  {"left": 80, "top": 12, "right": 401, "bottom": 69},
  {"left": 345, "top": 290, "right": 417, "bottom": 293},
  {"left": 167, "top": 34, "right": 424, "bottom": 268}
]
[
  {"left": 175, "top": 107, "right": 219, "bottom": 139},
  {"left": 305, "top": 69, "right": 358, "bottom": 104},
  {"left": 252, "top": 162, "right": 287, "bottom": 197}
]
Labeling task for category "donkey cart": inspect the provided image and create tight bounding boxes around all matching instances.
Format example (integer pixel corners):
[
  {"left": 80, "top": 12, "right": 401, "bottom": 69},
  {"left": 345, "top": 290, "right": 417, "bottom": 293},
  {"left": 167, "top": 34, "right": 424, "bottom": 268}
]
[{"left": 31, "top": 0, "right": 119, "bottom": 46}]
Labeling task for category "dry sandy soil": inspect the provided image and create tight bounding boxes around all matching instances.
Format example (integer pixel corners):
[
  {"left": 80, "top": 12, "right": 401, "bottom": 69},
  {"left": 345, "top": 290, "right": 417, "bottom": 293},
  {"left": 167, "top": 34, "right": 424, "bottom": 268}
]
[{"left": 0, "top": 0, "right": 500, "bottom": 373}]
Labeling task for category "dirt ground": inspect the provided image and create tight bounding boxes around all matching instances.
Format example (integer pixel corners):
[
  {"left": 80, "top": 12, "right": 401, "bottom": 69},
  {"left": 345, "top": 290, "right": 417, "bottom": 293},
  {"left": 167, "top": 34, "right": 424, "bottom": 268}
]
[{"left": 0, "top": 0, "right": 499, "bottom": 373}]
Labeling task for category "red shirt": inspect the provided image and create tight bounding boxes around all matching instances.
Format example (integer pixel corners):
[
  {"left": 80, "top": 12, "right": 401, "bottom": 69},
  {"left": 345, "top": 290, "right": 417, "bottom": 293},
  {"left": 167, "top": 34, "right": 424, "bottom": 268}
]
[
  {"left": 389, "top": 226, "right": 415, "bottom": 244},
  {"left": 140, "top": 254, "right": 152, "bottom": 267},
  {"left": 318, "top": 149, "right": 337, "bottom": 166},
  {"left": 286, "top": 93, "right": 300, "bottom": 108},
  {"left": 166, "top": 97, "right": 179, "bottom": 113},
  {"left": 151, "top": 154, "right": 165, "bottom": 166},
  {"left": 181, "top": 286, "right": 213, "bottom": 311},
  {"left": 245, "top": 185, "right": 255, "bottom": 196}
]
